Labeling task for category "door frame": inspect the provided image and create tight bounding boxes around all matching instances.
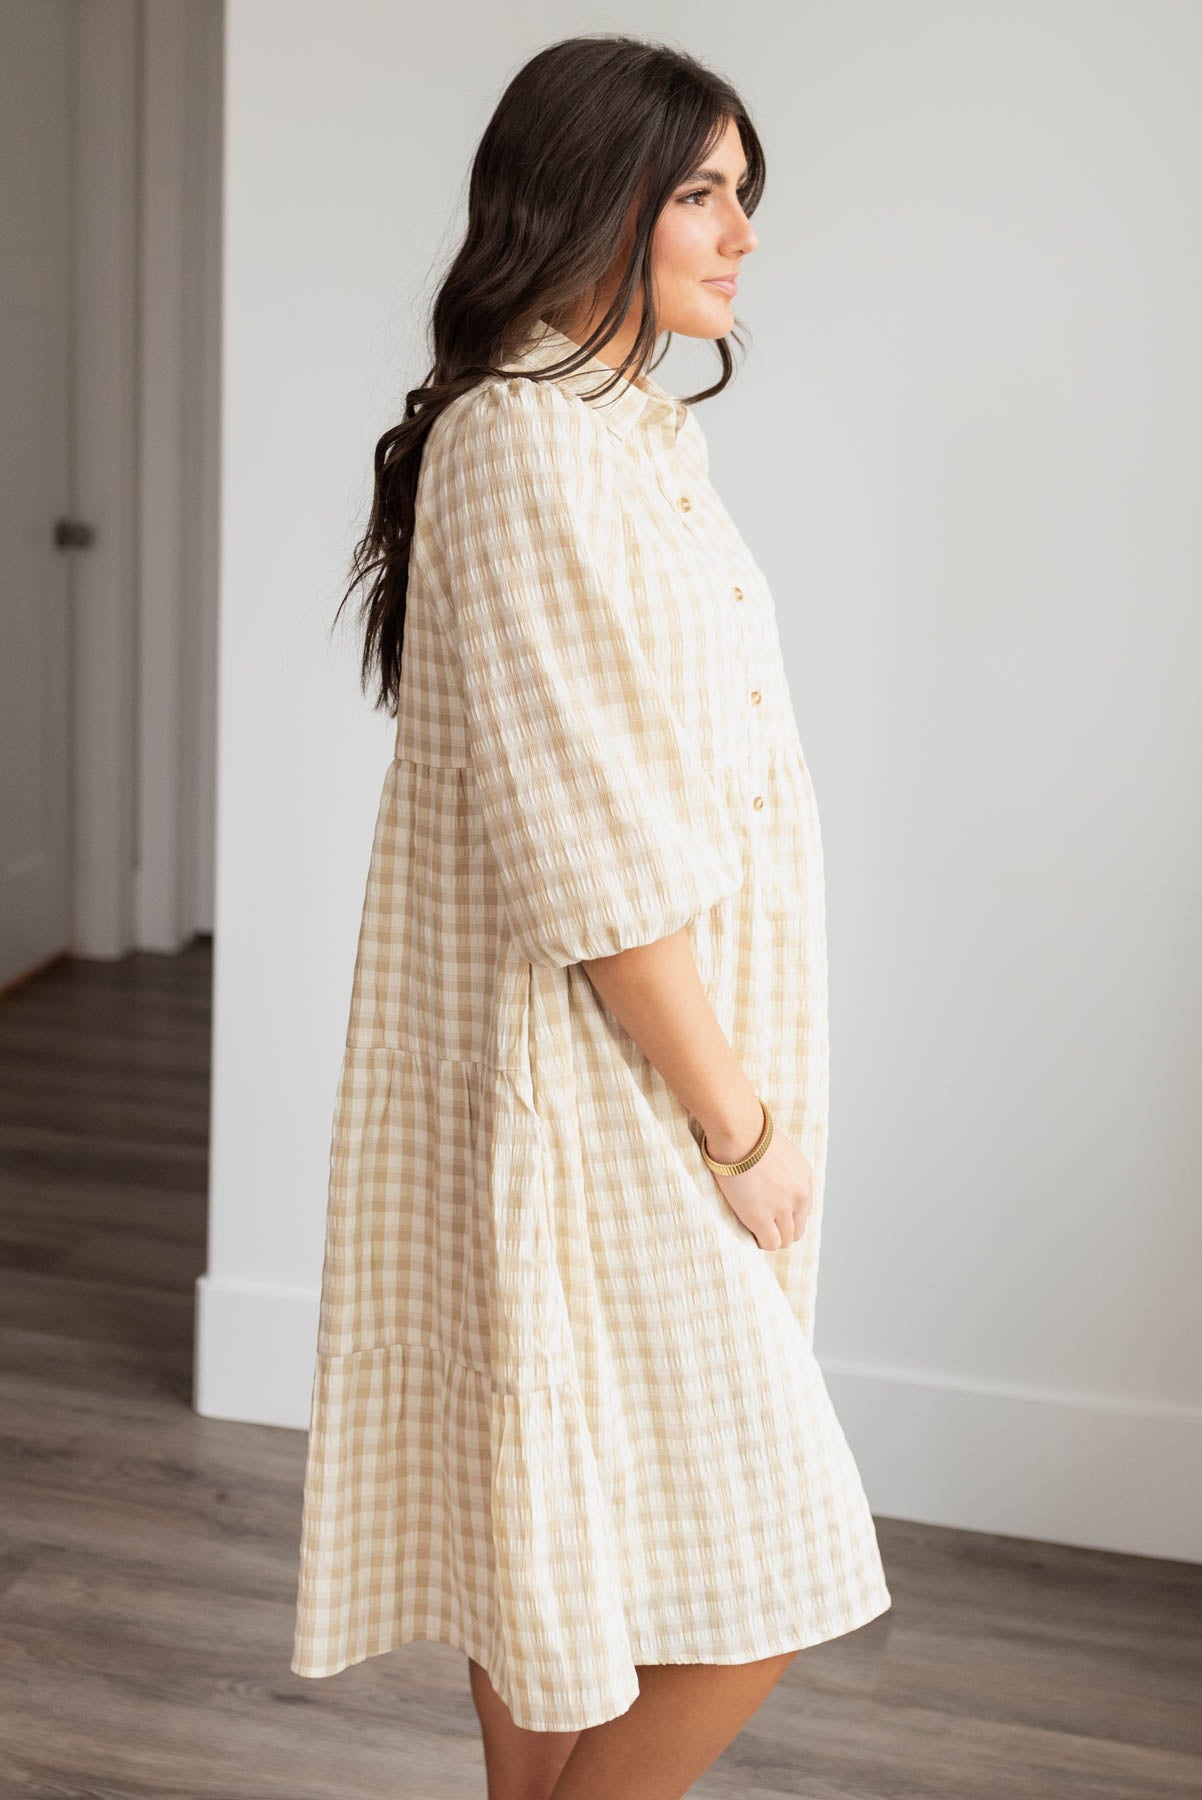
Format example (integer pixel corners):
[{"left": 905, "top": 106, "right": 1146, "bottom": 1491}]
[{"left": 73, "top": 0, "right": 222, "bottom": 957}]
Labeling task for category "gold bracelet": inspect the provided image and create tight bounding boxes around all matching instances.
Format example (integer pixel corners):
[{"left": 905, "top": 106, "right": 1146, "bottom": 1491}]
[{"left": 700, "top": 1100, "right": 773, "bottom": 1176}]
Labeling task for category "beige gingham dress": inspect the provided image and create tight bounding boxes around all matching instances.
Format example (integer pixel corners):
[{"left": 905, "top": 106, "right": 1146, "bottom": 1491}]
[{"left": 290, "top": 319, "right": 891, "bottom": 1729}]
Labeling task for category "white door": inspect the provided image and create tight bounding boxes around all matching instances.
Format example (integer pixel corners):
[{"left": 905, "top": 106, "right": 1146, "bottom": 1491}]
[{"left": 0, "top": 0, "right": 76, "bottom": 988}]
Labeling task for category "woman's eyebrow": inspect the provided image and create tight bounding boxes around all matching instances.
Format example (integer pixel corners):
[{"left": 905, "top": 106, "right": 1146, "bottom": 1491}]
[{"left": 684, "top": 165, "right": 751, "bottom": 189}]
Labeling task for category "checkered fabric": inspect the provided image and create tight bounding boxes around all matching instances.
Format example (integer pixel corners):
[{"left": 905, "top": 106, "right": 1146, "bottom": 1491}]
[{"left": 290, "top": 319, "right": 891, "bottom": 1728}]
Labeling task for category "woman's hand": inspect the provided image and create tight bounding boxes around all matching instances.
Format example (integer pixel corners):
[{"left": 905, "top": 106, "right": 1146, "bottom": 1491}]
[
  {"left": 704, "top": 1120, "right": 814, "bottom": 1251},
  {"left": 576, "top": 933, "right": 812, "bottom": 1250}
]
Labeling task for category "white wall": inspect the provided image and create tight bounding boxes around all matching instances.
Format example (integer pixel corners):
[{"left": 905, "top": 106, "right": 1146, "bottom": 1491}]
[{"left": 197, "top": 0, "right": 1202, "bottom": 1562}]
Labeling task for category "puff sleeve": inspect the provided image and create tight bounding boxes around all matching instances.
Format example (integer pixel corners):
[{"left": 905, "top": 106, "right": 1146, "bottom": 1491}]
[{"left": 424, "top": 375, "right": 744, "bottom": 969}]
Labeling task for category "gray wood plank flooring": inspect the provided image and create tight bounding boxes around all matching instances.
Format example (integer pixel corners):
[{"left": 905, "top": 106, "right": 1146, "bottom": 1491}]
[{"left": 1, "top": 945, "right": 1198, "bottom": 1798}]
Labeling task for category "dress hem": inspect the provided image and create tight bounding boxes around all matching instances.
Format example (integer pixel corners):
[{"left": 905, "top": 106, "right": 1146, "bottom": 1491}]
[{"left": 288, "top": 1580, "right": 894, "bottom": 1732}]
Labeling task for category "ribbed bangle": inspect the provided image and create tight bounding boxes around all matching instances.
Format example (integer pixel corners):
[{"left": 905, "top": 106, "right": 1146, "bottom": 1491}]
[{"left": 700, "top": 1100, "right": 773, "bottom": 1176}]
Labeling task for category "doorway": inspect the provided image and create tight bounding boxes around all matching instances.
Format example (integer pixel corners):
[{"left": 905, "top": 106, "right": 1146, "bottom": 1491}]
[{"left": 0, "top": 0, "right": 223, "bottom": 991}]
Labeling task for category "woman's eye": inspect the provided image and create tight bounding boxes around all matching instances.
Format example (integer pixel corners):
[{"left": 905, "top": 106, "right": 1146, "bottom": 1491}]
[{"left": 679, "top": 186, "right": 753, "bottom": 209}]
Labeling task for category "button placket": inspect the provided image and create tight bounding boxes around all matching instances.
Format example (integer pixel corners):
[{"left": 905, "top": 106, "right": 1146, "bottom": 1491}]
[
  {"left": 666, "top": 440, "right": 768, "bottom": 813},
  {"left": 662, "top": 453, "right": 760, "bottom": 802},
  {"left": 734, "top": 574, "right": 767, "bottom": 818}
]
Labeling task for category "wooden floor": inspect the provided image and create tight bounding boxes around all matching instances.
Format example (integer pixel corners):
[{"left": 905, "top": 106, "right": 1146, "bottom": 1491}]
[{"left": 1, "top": 943, "right": 1199, "bottom": 1799}]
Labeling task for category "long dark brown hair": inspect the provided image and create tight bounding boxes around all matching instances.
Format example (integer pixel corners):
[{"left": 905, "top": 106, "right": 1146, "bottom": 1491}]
[{"left": 335, "top": 33, "right": 766, "bottom": 716}]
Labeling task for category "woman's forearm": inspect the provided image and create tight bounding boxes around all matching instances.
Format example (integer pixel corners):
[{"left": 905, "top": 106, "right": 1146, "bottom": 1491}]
[{"left": 580, "top": 928, "right": 765, "bottom": 1161}]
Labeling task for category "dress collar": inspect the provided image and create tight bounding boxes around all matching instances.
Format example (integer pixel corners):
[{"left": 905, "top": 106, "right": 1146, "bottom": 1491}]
[{"left": 504, "top": 318, "right": 688, "bottom": 442}]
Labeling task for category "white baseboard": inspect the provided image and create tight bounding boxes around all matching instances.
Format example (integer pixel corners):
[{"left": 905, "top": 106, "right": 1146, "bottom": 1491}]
[
  {"left": 193, "top": 1272, "right": 318, "bottom": 1431},
  {"left": 827, "top": 1356, "right": 1202, "bottom": 1564},
  {"left": 193, "top": 1274, "right": 1202, "bottom": 1564}
]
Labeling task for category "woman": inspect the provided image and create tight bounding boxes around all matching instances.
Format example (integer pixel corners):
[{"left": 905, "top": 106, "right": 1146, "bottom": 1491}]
[{"left": 291, "top": 32, "right": 891, "bottom": 1800}]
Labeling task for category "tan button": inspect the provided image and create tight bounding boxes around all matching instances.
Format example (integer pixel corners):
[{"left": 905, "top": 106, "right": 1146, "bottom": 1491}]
[
  {"left": 752, "top": 795, "right": 764, "bottom": 810},
  {"left": 732, "top": 584, "right": 744, "bottom": 601},
  {"left": 678, "top": 494, "right": 692, "bottom": 511},
  {"left": 749, "top": 689, "right": 761, "bottom": 705}
]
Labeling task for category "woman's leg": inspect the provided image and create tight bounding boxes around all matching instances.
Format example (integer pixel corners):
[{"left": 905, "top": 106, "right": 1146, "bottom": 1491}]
[
  {"left": 547, "top": 1651, "right": 799, "bottom": 1800},
  {"left": 468, "top": 1657, "right": 583, "bottom": 1800}
]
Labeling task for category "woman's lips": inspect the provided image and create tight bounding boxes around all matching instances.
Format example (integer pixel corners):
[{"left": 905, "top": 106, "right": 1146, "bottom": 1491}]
[{"left": 703, "top": 277, "right": 738, "bottom": 296}]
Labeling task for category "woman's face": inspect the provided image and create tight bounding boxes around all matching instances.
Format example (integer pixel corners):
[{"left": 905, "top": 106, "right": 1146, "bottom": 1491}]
[{"left": 652, "top": 116, "right": 758, "bottom": 339}]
